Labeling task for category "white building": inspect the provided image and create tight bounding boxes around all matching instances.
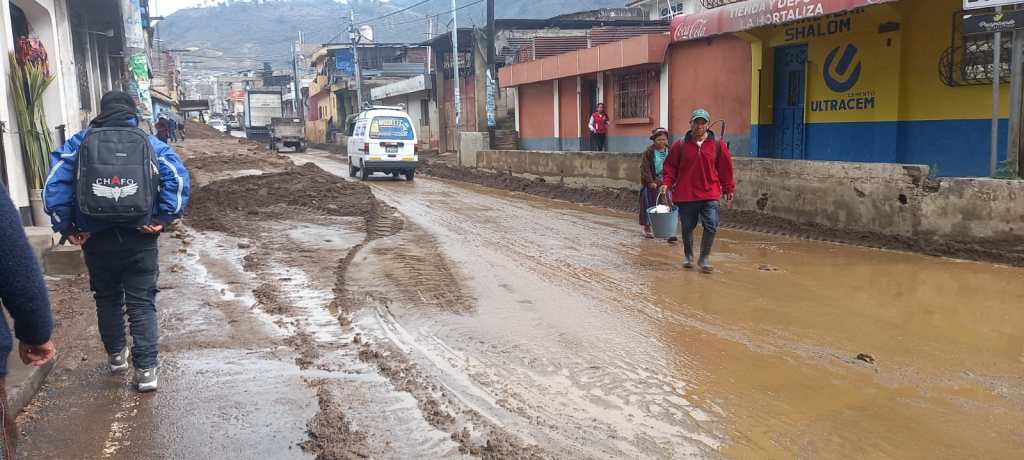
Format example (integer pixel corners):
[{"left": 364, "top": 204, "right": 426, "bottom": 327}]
[
  {"left": 370, "top": 75, "right": 439, "bottom": 150},
  {"left": 1, "top": 0, "right": 79, "bottom": 222},
  {"left": 2, "top": 0, "right": 144, "bottom": 224}
]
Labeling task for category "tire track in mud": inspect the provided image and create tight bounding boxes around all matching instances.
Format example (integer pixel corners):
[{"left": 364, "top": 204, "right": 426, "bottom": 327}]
[
  {"left": 186, "top": 149, "right": 541, "bottom": 458},
  {"left": 332, "top": 197, "right": 546, "bottom": 458}
]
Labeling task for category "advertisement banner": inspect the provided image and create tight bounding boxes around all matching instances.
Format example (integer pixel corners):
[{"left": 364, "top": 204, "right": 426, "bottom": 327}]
[
  {"left": 334, "top": 49, "right": 354, "bottom": 76},
  {"left": 671, "top": 0, "right": 899, "bottom": 42}
]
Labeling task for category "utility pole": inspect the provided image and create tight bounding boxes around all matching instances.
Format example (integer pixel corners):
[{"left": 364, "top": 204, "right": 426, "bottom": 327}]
[
  {"left": 992, "top": 6, "right": 1003, "bottom": 177},
  {"left": 293, "top": 32, "right": 302, "bottom": 118},
  {"left": 350, "top": 10, "right": 365, "bottom": 109},
  {"left": 1009, "top": 27, "right": 1023, "bottom": 176},
  {"left": 427, "top": 17, "right": 434, "bottom": 74},
  {"left": 451, "top": 0, "right": 462, "bottom": 164},
  {"left": 486, "top": 0, "right": 496, "bottom": 149}
]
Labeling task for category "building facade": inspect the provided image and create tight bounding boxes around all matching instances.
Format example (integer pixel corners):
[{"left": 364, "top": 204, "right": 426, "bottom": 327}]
[{"left": 502, "top": 0, "right": 1019, "bottom": 177}]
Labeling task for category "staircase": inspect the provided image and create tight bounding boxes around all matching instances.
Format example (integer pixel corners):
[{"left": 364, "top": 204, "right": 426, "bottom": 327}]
[{"left": 493, "top": 130, "right": 521, "bottom": 150}]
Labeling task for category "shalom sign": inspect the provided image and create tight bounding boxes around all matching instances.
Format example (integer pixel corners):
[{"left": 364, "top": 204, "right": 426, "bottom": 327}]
[{"left": 672, "top": 0, "right": 899, "bottom": 42}]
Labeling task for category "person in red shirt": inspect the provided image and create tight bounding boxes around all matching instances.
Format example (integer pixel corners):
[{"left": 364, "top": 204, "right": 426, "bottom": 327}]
[
  {"left": 660, "top": 108, "right": 735, "bottom": 273},
  {"left": 588, "top": 103, "right": 610, "bottom": 151}
]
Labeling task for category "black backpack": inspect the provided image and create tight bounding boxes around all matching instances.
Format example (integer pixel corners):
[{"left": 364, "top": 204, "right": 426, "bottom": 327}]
[{"left": 75, "top": 127, "right": 159, "bottom": 226}]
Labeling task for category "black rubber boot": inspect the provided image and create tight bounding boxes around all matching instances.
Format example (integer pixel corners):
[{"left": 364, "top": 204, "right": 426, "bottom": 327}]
[
  {"left": 699, "top": 231, "right": 716, "bottom": 274},
  {"left": 683, "top": 232, "right": 695, "bottom": 268}
]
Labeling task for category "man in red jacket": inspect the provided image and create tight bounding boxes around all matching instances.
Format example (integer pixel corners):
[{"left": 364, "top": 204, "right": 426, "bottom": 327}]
[
  {"left": 588, "top": 103, "right": 610, "bottom": 151},
  {"left": 660, "top": 108, "right": 735, "bottom": 273}
]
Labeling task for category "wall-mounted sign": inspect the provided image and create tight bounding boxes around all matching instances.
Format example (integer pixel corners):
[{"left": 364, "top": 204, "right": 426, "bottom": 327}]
[
  {"left": 964, "top": 0, "right": 1023, "bottom": 11},
  {"left": 671, "top": 0, "right": 898, "bottom": 42},
  {"left": 963, "top": 9, "right": 1024, "bottom": 35},
  {"left": 442, "top": 51, "right": 473, "bottom": 79}
]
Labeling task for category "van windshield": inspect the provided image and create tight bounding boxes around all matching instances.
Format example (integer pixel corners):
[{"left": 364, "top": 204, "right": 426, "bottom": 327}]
[{"left": 369, "top": 116, "right": 414, "bottom": 140}]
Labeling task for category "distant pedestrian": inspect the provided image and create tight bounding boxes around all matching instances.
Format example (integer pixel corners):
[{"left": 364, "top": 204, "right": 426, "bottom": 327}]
[
  {"left": 0, "top": 181, "right": 56, "bottom": 458},
  {"left": 660, "top": 109, "right": 735, "bottom": 273},
  {"left": 639, "top": 127, "right": 676, "bottom": 242},
  {"left": 588, "top": 102, "right": 610, "bottom": 151},
  {"left": 155, "top": 116, "right": 170, "bottom": 143},
  {"left": 45, "top": 91, "right": 190, "bottom": 392},
  {"left": 167, "top": 116, "right": 179, "bottom": 143}
]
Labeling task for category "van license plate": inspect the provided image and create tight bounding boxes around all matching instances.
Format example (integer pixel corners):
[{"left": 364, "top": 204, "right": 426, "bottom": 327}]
[{"left": 386, "top": 146, "right": 398, "bottom": 153}]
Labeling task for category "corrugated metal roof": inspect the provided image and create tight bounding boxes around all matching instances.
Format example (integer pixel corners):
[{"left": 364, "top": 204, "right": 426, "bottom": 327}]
[
  {"left": 590, "top": 25, "right": 670, "bottom": 47},
  {"left": 533, "top": 36, "right": 590, "bottom": 60}
]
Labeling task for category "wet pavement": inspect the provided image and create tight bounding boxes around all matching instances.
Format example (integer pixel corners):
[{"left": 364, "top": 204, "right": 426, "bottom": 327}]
[
  {"left": 294, "top": 152, "right": 1024, "bottom": 458},
  {"left": 14, "top": 139, "right": 1023, "bottom": 459}
]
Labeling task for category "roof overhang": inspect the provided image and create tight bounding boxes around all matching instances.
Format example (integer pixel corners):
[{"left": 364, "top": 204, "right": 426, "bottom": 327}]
[
  {"left": 670, "top": 0, "right": 899, "bottom": 42},
  {"left": 499, "top": 33, "right": 669, "bottom": 88}
]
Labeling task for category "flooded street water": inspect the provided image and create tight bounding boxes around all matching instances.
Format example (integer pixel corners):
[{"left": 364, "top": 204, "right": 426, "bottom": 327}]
[
  {"left": 294, "top": 152, "right": 1024, "bottom": 458},
  {"left": 15, "top": 138, "right": 1021, "bottom": 459}
]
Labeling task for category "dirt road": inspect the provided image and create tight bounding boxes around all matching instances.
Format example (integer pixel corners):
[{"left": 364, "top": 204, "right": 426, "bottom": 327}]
[{"left": 15, "top": 137, "right": 1023, "bottom": 459}]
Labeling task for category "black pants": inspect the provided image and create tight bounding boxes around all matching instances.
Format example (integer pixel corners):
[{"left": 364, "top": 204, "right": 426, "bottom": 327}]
[
  {"left": 591, "top": 133, "right": 607, "bottom": 151},
  {"left": 84, "top": 246, "right": 160, "bottom": 369}
]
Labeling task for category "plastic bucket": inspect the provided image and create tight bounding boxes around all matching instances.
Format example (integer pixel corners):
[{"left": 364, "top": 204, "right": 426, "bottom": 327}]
[{"left": 647, "top": 191, "right": 678, "bottom": 239}]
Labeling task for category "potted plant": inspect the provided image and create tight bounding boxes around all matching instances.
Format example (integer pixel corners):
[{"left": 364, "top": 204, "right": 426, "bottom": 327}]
[{"left": 7, "top": 36, "right": 55, "bottom": 226}]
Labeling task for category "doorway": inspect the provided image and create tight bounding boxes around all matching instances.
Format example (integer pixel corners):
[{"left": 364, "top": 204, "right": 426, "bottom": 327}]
[
  {"left": 771, "top": 44, "right": 808, "bottom": 160},
  {"left": 580, "top": 78, "right": 598, "bottom": 150}
]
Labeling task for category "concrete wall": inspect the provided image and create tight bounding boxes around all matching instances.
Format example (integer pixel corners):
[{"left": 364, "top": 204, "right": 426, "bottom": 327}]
[{"left": 473, "top": 149, "right": 1024, "bottom": 241}]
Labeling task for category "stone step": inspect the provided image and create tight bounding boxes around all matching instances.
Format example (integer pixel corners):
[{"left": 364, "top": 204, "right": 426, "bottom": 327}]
[
  {"left": 44, "top": 245, "right": 87, "bottom": 277},
  {"left": 24, "top": 227, "right": 55, "bottom": 266}
]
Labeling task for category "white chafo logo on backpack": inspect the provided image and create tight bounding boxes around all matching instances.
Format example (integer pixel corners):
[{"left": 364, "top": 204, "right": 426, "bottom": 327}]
[{"left": 92, "top": 176, "right": 139, "bottom": 202}]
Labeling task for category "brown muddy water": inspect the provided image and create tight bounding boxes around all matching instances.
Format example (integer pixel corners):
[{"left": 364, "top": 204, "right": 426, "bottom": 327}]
[{"left": 294, "top": 152, "right": 1024, "bottom": 459}]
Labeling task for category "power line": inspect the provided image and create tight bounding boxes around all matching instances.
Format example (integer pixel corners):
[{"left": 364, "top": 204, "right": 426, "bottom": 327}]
[{"left": 374, "top": 0, "right": 486, "bottom": 32}]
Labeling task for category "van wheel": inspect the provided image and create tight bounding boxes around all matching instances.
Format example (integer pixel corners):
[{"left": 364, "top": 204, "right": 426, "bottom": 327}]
[
  {"left": 391, "top": 172, "right": 401, "bottom": 180},
  {"left": 348, "top": 162, "right": 356, "bottom": 178},
  {"left": 360, "top": 163, "right": 370, "bottom": 180},
  {"left": 405, "top": 170, "right": 415, "bottom": 181}
]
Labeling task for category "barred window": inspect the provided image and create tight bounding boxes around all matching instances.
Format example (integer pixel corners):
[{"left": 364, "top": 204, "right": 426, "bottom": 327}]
[
  {"left": 616, "top": 71, "right": 650, "bottom": 119},
  {"left": 960, "top": 34, "right": 1011, "bottom": 83}
]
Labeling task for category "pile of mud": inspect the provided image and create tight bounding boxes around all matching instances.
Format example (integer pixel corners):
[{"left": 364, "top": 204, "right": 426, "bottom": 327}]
[
  {"left": 184, "top": 120, "right": 226, "bottom": 139},
  {"left": 421, "top": 160, "right": 1024, "bottom": 267},
  {"left": 184, "top": 147, "right": 291, "bottom": 176},
  {"left": 187, "top": 163, "right": 379, "bottom": 233},
  {"left": 420, "top": 160, "right": 639, "bottom": 211}
]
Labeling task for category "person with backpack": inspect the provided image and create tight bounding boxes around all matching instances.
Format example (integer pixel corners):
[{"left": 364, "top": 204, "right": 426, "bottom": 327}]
[
  {"left": 44, "top": 91, "right": 190, "bottom": 392},
  {"left": 588, "top": 103, "right": 610, "bottom": 151},
  {"left": 155, "top": 116, "right": 170, "bottom": 144},
  {"left": 0, "top": 181, "right": 55, "bottom": 457},
  {"left": 660, "top": 109, "right": 735, "bottom": 274}
]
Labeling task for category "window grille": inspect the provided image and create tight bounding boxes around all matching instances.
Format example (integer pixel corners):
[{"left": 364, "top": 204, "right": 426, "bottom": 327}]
[
  {"left": 616, "top": 71, "right": 650, "bottom": 119},
  {"left": 940, "top": 8, "right": 1017, "bottom": 87}
]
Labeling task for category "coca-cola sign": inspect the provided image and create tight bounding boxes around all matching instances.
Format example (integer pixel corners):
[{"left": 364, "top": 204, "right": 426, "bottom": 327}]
[{"left": 671, "top": 0, "right": 898, "bottom": 42}]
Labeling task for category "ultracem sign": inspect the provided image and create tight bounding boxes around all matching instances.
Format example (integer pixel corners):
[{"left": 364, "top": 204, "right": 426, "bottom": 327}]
[{"left": 811, "top": 43, "right": 876, "bottom": 113}]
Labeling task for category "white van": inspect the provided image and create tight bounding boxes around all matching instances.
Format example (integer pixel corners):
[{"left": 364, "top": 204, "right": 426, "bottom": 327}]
[{"left": 346, "top": 106, "right": 418, "bottom": 181}]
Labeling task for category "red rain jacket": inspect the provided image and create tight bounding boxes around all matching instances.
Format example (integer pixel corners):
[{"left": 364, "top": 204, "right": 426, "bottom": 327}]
[{"left": 661, "top": 132, "right": 735, "bottom": 203}]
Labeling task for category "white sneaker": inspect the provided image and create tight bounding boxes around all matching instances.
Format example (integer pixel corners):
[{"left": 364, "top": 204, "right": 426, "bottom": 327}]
[
  {"left": 135, "top": 367, "right": 158, "bottom": 392},
  {"left": 109, "top": 348, "right": 130, "bottom": 373}
]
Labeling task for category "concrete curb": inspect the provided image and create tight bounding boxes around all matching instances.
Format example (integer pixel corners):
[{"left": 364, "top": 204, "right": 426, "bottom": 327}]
[{"left": 6, "top": 354, "right": 57, "bottom": 416}]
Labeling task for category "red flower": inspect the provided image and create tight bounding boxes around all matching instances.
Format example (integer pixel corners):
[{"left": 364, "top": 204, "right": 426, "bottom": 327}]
[{"left": 15, "top": 36, "right": 49, "bottom": 76}]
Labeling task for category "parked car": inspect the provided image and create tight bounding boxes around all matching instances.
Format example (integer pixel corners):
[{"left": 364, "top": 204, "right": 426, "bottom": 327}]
[
  {"left": 208, "top": 119, "right": 227, "bottom": 133},
  {"left": 346, "top": 106, "right": 418, "bottom": 181}
]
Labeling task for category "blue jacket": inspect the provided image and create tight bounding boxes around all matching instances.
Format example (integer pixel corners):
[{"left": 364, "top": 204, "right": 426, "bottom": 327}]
[
  {"left": 43, "top": 118, "right": 190, "bottom": 235},
  {"left": 0, "top": 182, "right": 53, "bottom": 375}
]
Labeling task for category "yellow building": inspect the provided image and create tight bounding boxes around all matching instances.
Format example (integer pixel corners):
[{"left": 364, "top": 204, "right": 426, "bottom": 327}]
[{"left": 673, "top": 0, "right": 1018, "bottom": 176}]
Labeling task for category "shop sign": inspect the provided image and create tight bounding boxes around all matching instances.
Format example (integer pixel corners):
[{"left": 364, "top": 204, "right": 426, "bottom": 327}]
[
  {"left": 671, "top": 0, "right": 899, "bottom": 42},
  {"left": 964, "top": 0, "right": 1023, "bottom": 11},
  {"left": 963, "top": 9, "right": 1024, "bottom": 36}
]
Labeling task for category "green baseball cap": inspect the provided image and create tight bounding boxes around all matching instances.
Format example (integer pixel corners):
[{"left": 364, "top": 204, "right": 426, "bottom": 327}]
[{"left": 690, "top": 108, "right": 711, "bottom": 123}]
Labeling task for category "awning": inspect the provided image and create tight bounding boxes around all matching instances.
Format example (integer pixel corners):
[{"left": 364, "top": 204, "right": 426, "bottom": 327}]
[
  {"left": 499, "top": 33, "right": 669, "bottom": 88},
  {"left": 671, "top": 0, "right": 899, "bottom": 42}
]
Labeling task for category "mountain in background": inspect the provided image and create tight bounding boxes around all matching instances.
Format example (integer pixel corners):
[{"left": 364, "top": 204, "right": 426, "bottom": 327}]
[{"left": 157, "top": 0, "right": 626, "bottom": 74}]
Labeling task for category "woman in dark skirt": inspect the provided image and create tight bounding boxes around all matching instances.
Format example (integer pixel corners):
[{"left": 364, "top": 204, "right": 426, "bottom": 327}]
[{"left": 639, "top": 127, "right": 675, "bottom": 241}]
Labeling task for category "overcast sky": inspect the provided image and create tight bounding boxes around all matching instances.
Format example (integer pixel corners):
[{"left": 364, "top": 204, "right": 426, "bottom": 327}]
[{"left": 153, "top": 0, "right": 358, "bottom": 17}]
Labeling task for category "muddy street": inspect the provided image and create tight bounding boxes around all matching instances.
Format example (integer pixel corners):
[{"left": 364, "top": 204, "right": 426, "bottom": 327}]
[{"left": 16, "top": 137, "right": 1023, "bottom": 459}]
